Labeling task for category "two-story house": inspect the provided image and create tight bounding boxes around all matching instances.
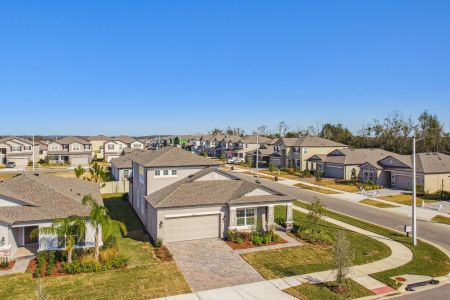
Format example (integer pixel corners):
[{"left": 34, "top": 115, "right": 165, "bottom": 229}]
[
  {"left": 235, "top": 135, "right": 274, "bottom": 162},
  {"left": 128, "top": 147, "right": 293, "bottom": 243},
  {"left": 103, "top": 136, "right": 145, "bottom": 162},
  {"left": 87, "top": 135, "right": 111, "bottom": 160},
  {"left": 0, "top": 137, "right": 40, "bottom": 168},
  {"left": 270, "top": 136, "right": 347, "bottom": 170},
  {"left": 215, "top": 135, "right": 242, "bottom": 158},
  {"left": 47, "top": 136, "right": 92, "bottom": 167}
]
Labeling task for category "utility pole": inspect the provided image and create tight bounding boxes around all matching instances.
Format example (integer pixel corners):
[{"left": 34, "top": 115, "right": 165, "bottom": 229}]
[
  {"left": 411, "top": 137, "right": 424, "bottom": 246},
  {"left": 32, "top": 135, "right": 35, "bottom": 171},
  {"left": 256, "top": 133, "right": 259, "bottom": 182}
]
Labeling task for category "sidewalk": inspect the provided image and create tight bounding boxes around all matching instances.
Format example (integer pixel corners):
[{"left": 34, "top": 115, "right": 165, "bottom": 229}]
[{"left": 0, "top": 258, "right": 30, "bottom": 276}]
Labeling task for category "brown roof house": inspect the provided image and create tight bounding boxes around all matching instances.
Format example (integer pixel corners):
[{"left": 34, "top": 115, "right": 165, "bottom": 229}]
[
  {"left": 103, "top": 136, "right": 145, "bottom": 162},
  {"left": 0, "top": 136, "right": 40, "bottom": 169},
  {"left": 0, "top": 172, "right": 103, "bottom": 259},
  {"left": 128, "top": 146, "right": 294, "bottom": 243},
  {"left": 271, "top": 136, "right": 347, "bottom": 170},
  {"left": 47, "top": 136, "right": 92, "bottom": 167}
]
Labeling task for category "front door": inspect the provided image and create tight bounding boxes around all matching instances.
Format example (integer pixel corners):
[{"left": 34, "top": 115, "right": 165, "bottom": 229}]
[{"left": 24, "top": 226, "right": 39, "bottom": 244}]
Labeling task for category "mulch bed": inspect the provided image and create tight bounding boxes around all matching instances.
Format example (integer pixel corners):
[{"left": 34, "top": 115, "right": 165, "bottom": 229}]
[
  {"left": 26, "top": 259, "right": 65, "bottom": 277},
  {"left": 225, "top": 238, "right": 288, "bottom": 250},
  {"left": 0, "top": 260, "right": 16, "bottom": 270}
]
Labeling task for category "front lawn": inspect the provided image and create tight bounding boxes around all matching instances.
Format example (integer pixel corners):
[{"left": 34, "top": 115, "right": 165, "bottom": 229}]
[
  {"left": 294, "top": 182, "right": 339, "bottom": 194},
  {"left": 294, "top": 200, "right": 450, "bottom": 289},
  {"left": 380, "top": 194, "right": 439, "bottom": 206},
  {"left": 0, "top": 193, "right": 191, "bottom": 300},
  {"left": 359, "top": 199, "right": 399, "bottom": 208},
  {"left": 285, "top": 279, "right": 374, "bottom": 300},
  {"left": 241, "top": 206, "right": 391, "bottom": 279},
  {"left": 308, "top": 179, "right": 361, "bottom": 193},
  {"left": 431, "top": 215, "right": 450, "bottom": 226}
]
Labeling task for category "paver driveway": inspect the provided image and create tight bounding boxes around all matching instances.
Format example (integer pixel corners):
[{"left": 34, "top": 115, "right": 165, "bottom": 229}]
[{"left": 166, "top": 238, "right": 264, "bottom": 291}]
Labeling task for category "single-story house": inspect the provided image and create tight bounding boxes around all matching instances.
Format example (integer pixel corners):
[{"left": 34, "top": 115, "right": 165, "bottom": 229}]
[
  {"left": 0, "top": 172, "right": 103, "bottom": 259},
  {"left": 129, "top": 146, "right": 294, "bottom": 243}
]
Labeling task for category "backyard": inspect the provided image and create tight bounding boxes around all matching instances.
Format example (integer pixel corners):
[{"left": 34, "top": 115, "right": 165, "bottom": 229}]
[{"left": 0, "top": 193, "right": 190, "bottom": 300}]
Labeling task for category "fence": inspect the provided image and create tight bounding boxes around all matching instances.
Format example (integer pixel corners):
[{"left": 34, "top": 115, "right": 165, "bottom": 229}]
[{"left": 101, "top": 180, "right": 129, "bottom": 194}]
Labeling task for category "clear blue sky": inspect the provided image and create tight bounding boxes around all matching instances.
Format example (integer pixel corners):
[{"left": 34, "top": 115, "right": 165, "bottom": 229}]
[{"left": 1, "top": 1, "right": 450, "bottom": 136}]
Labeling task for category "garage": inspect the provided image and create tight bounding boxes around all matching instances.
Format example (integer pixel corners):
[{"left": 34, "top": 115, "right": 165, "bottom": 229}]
[
  {"left": 165, "top": 214, "right": 221, "bottom": 242},
  {"left": 70, "top": 156, "right": 89, "bottom": 167},
  {"left": 394, "top": 174, "right": 414, "bottom": 190},
  {"left": 325, "top": 164, "right": 344, "bottom": 179},
  {"left": 8, "top": 157, "right": 29, "bottom": 168}
]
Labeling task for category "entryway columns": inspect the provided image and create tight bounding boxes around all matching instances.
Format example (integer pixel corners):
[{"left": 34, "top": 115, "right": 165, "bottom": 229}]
[
  {"left": 285, "top": 203, "right": 294, "bottom": 231},
  {"left": 229, "top": 207, "right": 237, "bottom": 227},
  {"left": 266, "top": 205, "right": 275, "bottom": 229}
]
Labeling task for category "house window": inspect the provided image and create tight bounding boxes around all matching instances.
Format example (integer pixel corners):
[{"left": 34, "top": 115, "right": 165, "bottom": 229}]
[
  {"left": 296, "top": 160, "right": 301, "bottom": 167},
  {"left": 50, "top": 144, "right": 59, "bottom": 150},
  {"left": 123, "top": 169, "right": 129, "bottom": 178},
  {"left": 303, "top": 147, "right": 308, "bottom": 154},
  {"left": 11, "top": 146, "right": 21, "bottom": 152},
  {"left": 163, "top": 170, "right": 169, "bottom": 176},
  {"left": 84, "top": 144, "right": 91, "bottom": 150},
  {"left": 72, "top": 144, "right": 80, "bottom": 151},
  {"left": 236, "top": 208, "right": 255, "bottom": 226},
  {"left": 139, "top": 166, "right": 145, "bottom": 184},
  {"left": 108, "top": 144, "right": 114, "bottom": 150},
  {"left": 155, "top": 170, "right": 161, "bottom": 176},
  {"left": 171, "top": 170, "right": 177, "bottom": 176},
  {"left": 24, "top": 146, "right": 31, "bottom": 151}
]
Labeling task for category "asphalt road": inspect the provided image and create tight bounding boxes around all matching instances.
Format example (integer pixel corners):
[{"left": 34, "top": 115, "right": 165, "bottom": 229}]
[{"left": 233, "top": 172, "right": 450, "bottom": 299}]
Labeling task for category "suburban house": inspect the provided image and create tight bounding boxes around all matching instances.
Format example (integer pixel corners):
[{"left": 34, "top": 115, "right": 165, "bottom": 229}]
[
  {"left": 128, "top": 147, "right": 293, "bottom": 243},
  {"left": 360, "top": 152, "right": 450, "bottom": 192},
  {"left": 0, "top": 172, "right": 103, "bottom": 259},
  {"left": 249, "top": 145, "right": 274, "bottom": 167},
  {"left": 110, "top": 149, "right": 144, "bottom": 181},
  {"left": 307, "top": 148, "right": 399, "bottom": 181},
  {"left": 236, "top": 135, "right": 274, "bottom": 162},
  {"left": 87, "top": 135, "right": 111, "bottom": 160},
  {"left": 47, "top": 136, "right": 92, "bottom": 167},
  {"left": 103, "top": 136, "right": 145, "bottom": 162},
  {"left": 0, "top": 137, "right": 40, "bottom": 168},
  {"left": 199, "top": 135, "right": 225, "bottom": 156},
  {"left": 270, "top": 136, "right": 347, "bottom": 170},
  {"left": 215, "top": 135, "right": 242, "bottom": 158},
  {"left": 36, "top": 140, "right": 49, "bottom": 161}
]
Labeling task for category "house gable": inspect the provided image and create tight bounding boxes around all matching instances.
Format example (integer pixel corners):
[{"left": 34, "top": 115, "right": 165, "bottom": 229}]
[
  {"left": 244, "top": 188, "right": 273, "bottom": 197},
  {"left": 328, "top": 149, "right": 345, "bottom": 156},
  {"left": 379, "top": 156, "right": 410, "bottom": 169},
  {"left": 194, "top": 170, "right": 234, "bottom": 181}
]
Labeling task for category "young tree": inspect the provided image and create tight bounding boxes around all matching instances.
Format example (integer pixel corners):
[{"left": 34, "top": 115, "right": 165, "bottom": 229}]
[
  {"left": 332, "top": 231, "right": 353, "bottom": 292},
  {"left": 306, "top": 197, "right": 324, "bottom": 226},
  {"left": 31, "top": 216, "right": 86, "bottom": 263},
  {"left": 74, "top": 165, "right": 85, "bottom": 179},
  {"left": 315, "top": 168, "right": 322, "bottom": 182},
  {"left": 88, "top": 161, "right": 107, "bottom": 187},
  {"left": 350, "top": 168, "right": 357, "bottom": 183},
  {"left": 82, "top": 195, "right": 127, "bottom": 261}
]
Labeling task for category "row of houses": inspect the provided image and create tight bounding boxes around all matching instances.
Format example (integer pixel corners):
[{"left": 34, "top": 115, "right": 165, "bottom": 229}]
[{"left": 0, "top": 135, "right": 147, "bottom": 168}]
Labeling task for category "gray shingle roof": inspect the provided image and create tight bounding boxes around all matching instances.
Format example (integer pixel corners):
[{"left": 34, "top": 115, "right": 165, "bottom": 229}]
[
  {"left": 322, "top": 148, "right": 398, "bottom": 168},
  {"left": 87, "top": 135, "right": 111, "bottom": 141},
  {"left": 145, "top": 168, "right": 292, "bottom": 208},
  {"left": 385, "top": 152, "right": 450, "bottom": 174},
  {"left": 241, "top": 136, "right": 272, "bottom": 144},
  {"left": 113, "top": 135, "right": 136, "bottom": 144},
  {"left": 53, "top": 136, "right": 90, "bottom": 145},
  {"left": 275, "top": 136, "right": 347, "bottom": 148},
  {"left": 111, "top": 150, "right": 145, "bottom": 169},
  {"left": 0, "top": 172, "right": 102, "bottom": 224},
  {"left": 0, "top": 136, "right": 35, "bottom": 145},
  {"left": 131, "top": 147, "right": 221, "bottom": 168}
]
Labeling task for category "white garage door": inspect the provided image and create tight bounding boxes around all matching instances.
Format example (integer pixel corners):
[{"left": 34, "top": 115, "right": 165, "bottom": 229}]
[
  {"left": 325, "top": 165, "right": 344, "bottom": 179},
  {"left": 165, "top": 214, "right": 220, "bottom": 242},
  {"left": 70, "top": 157, "right": 89, "bottom": 167},
  {"left": 8, "top": 158, "right": 29, "bottom": 168}
]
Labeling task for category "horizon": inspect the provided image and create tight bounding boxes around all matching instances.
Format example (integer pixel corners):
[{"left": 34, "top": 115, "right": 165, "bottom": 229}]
[{"left": 1, "top": 1, "right": 450, "bottom": 135}]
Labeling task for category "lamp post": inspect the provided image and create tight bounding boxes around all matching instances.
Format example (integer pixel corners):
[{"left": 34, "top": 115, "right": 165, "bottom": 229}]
[
  {"left": 412, "top": 137, "right": 424, "bottom": 246},
  {"left": 32, "top": 135, "right": 35, "bottom": 171},
  {"left": 256, "top": 133, "right": 259, "bottom": 182}
]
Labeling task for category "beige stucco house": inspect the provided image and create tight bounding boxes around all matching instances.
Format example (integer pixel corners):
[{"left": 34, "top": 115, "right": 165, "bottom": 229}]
[
  {"left": 0, "top": 172, "right": 103, "bottom": 259},
  {"left": 47, "top": 136, "right": 92, "bottom": 167},
  {"left": 87, "top": 135, "right": 111, "bottom": 160},
  {"left": 270, "top": 136, "right": 347, "bottom": 171},
  {"left": 0, "top": 137, "right": 40, "bottom": 168},
  {"left": 104, "top": 136, "right": 145, "bottom": 162},
  {"left": 129, "top": 147, "right": 293, "bottom": 243}
]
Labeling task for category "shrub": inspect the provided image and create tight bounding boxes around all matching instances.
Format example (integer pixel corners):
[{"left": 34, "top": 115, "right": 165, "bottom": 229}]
[
  {"left": 286, "top": 168, "right": 295, "bottom": 174},
  {"left": 271, "top": 233, "right": 282, "bottom": 243},
  {"left": 303, "top": 169, "right": 312, "bottom": 177},
  {"left": 252, "top": 235, "right": 263, "bottom": 246},
  {"left": 46, "top": 252, "right": 56, "bottom": 276},
  {"left": 0, "top": 257, "right": 9, "bottom": 268},
  {"left": 103, "top": 235, "right": 117, "bottom": 248},
  {"left": 62, "top": 254, "right": 128, "bottom": 274},
  {"left": 34, "top": 253, "right": 47, "bottom": 278},
  {"left": 261, "top": 233, "right": 272, "bottom": 244},
  {"left": 154, "top": 237, "right": 164, "bottom": 248},
  {"left": 235, "top": 237, "right": 244, "bottom": 244},
  {"left": 226, "top": 229, "right": 251, "bottom": 243},
  {"left": 296, "top": 228, "right": 334, "bottom": 245},
  {"left": 121, "top": 193, "right": 129, "bottom": 202}
]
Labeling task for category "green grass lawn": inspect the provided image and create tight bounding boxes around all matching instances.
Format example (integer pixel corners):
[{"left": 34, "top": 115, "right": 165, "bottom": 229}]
[
  {"left": 431, "top": 215, "right": 450, "bottom": 225},
  {"left": 294, "top": 200, "right": 450, "bottom": 289},
  {"left": 0, "top": 193, "right": 191, "bottom": 300},
  {"left": 285, "top": 279, "right": 374, "bottom": 300},
  {"left": 294, "top": 182, "right": 339, "bottom": 194},
  {"left": 380, "top": 194, "right": 439, "bottom": 206},
  {"left": 241, "top": 206, "right": 391, "bottom": 279},
  {"left": 359, "top": 199, "right": 399, "bottom": 208}
]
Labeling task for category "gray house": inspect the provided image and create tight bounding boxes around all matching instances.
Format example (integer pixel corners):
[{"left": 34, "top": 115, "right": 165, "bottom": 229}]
[{"left": 129, "top": 147, "right": 293, "bottom": 243}]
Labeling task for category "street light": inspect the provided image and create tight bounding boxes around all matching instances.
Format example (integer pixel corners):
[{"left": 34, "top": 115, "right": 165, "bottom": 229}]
[
  {"left": 256, "top": 133, "right": 259, "bottom": 183},
  {"left": 412, "top": 137, "right": 424, "bottom": 246}
]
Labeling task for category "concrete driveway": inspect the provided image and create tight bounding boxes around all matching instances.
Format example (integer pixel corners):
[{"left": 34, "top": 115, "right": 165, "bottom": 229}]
[{"left": 166, "top": 238, "right": 264, "bottom": 292}]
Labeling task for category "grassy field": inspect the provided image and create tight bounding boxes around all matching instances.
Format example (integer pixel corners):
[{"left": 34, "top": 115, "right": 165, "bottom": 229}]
[
  {"left": 294, "top": 200, "right": 450, "bottom": 289},
  {"left": 432, "top": 215, "right": 450, "bottom": 225},
  {"left": 0, "top": 194, "right": 190, "bottom": 300},
  {"left": 285, "top": 279, "right": 374, "bottom": 300},
  {"left": 359, "top": 199, "right": 399, "bottom": 208},
  {"left": 294, "top": 182, "right": 339, "bottom": 194},
  {"left": 241, "top": 206, "right": 391, "bottom": 279},
  {"left": 380, "top": 194, "right": 439, "bottom": 206}
]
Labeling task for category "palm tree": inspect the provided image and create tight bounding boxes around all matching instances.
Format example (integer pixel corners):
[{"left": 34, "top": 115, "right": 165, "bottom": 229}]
[
  {"left": 31, "top": 216, "right": 86, "bottom": 263},
  {"left": 82, "top": 194, "right": 127, "bottom": 261}
]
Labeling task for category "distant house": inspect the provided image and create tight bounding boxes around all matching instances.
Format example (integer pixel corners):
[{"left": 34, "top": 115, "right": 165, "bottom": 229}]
[
  {"left": 0, "top": 137, "right": 40, "bottom": 168},
  {"left": 47, "top": 136, "right": 92, "bottom": 167},
  {"left": 270, "top": 136, "right": 347, "bottom": 170},
  {"left": 0, "top": 172, "right": 103, "bottom": 259},
  {"left": 104, "top": 136, "right": 145, "bottom": 162},
  {"left": 87, "top": 135, "right": 111, "bottom": 160},
  {"left": 110, "top": 149, "right": 144, "bottom": 181},
  {"left": 236, "top": 135, "right": 274, "bottom": 162},
  {"left": 128, "top": 147, "right": 294, "bottom": 243}
]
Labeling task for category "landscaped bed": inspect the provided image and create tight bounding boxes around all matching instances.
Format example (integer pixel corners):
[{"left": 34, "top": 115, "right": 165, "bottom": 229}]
[
  {"left": 293, "top": 200, "right": 450, "bottom": 289},
  {"left": 0, "top": 258, "right": 15, "bottom": 270},
  {"left": 0, "top": 193, "right": 190, "bottom": 300},
  {"left": 241, "top": 206, "right": 391, "bottom": 279},
  {"left": 285, "top": 279, "right": 374, "bottom": 300},
  {"left": 432, "top": 215, "right": 450, "bottom": 225},
  {"left": 225, "top": 229, "right": 287, "bottom": 250}
]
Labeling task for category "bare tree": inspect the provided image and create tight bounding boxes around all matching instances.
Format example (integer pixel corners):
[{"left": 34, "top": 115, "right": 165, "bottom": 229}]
[
  {"left": 275, "top": 121, "right": 289, "bottom": 137},
  {"left": 332, "top": 231, "right": 353, "bottom": 292}
]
